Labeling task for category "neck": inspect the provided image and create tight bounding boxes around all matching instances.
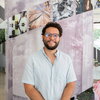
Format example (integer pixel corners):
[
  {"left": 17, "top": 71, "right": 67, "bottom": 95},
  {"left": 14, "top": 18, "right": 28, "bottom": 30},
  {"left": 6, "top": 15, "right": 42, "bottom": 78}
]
[
  {"left": 43, "top": 47, "right": 57, "bottom": 56},
  {"left": 43, "top": 47, "right": 57, "bottom": 64}
]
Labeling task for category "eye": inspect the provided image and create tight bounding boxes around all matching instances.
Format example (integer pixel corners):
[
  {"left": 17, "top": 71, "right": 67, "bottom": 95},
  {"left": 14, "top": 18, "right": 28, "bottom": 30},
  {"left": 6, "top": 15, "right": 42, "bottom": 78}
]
[
  {"left": 44, "top": 33, "right": 60, "bottom": 38},
  {"left": 54, "top": 34, "right": 57, "bottom": 37},
  {"left": 45, "top": 33, "right": 51, "bottom": 37},
  {"left": 54, "top": 34, "right": 59, "bottom": 37}
]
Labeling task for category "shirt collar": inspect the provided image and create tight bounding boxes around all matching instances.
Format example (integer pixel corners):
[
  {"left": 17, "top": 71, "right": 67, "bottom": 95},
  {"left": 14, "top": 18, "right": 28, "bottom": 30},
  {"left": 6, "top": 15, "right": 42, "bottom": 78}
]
[{"left": 41, "top": 48, "right": 59, "bottom": 58}]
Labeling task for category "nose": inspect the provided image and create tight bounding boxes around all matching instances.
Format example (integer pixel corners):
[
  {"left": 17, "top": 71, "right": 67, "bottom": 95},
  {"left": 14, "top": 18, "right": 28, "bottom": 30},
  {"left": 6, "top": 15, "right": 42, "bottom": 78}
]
[{"left": 49, "top": 35, "right": 55, "bottom": 40}]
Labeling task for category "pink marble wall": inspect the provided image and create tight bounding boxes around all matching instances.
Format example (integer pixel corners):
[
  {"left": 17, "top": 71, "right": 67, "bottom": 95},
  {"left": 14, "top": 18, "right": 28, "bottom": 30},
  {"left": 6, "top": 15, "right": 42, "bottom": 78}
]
[
  {"left": 82, "top": 11, "right": 93, "bottom": 91},
  {"left": 58, "top": 14, "right": 84, "bottom": 94},
  {"left": 58, "top": 11, "right": 93, "bottom": 94},
  {"left": 6, "top": 30, "right": 43, "bottom": 99},
  {"left": 5, "top": 1, "right": 93, "bottom": 100},
  {"left": 12, "top": 29, "right": 43, "bottom": 97},
  {"left": 6, "top": 12, "right": 93, "bottom": 99}
]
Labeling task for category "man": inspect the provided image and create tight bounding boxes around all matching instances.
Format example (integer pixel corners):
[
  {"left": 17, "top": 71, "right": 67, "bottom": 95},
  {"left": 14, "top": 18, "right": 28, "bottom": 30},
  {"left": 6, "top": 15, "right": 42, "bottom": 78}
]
[{"left": 22, "top": 22, "right": 77, "bottom": 100}]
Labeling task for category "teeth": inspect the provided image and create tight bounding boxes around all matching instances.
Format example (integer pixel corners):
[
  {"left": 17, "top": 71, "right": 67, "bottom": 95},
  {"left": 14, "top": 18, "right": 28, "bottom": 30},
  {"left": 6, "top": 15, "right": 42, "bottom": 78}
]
[
  {"left": 49, "top": 41, "right": 54, "bottom": 43},
  {"left": 48, "top": 41, "right": 55, "bottom": 45}
]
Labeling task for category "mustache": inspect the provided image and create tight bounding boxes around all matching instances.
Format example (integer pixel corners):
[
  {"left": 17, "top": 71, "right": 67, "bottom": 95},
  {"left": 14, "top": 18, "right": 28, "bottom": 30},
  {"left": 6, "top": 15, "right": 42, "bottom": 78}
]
[{"left": 47, "top": 40, "right": 56, "bottom": 43}]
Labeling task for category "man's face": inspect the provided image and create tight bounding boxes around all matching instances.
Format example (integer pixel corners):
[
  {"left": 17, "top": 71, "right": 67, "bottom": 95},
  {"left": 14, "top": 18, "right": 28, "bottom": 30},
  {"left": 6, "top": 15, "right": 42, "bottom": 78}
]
[{"left": 42, "top": 27, "right": 61, "bottom": 50}]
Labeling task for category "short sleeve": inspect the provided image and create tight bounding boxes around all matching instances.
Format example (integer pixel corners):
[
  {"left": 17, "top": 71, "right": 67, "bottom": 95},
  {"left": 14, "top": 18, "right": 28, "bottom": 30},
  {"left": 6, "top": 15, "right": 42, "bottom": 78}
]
[
  {"left": 22, "top": 56, "right": 35, "bottom": 85},
  {"left": 66, "top": 57, "right": 77, "bottom": 83}
]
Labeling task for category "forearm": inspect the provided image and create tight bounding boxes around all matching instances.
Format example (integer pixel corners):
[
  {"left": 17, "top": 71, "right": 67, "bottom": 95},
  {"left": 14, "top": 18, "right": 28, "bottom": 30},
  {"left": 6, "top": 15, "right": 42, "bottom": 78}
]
[
  {"left": 24, "top": 84, "right": 45, "bottom": 100},
  {"left": 61, "top": 81, "right": 76, "bottom": 100}
]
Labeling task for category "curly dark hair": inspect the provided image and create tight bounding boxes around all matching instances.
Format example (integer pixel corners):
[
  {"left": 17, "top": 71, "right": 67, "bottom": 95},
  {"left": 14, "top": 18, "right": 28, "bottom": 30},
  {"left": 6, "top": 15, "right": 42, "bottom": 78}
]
[{"left": 42, "top": 22, "right": 63, "bottom": 37}]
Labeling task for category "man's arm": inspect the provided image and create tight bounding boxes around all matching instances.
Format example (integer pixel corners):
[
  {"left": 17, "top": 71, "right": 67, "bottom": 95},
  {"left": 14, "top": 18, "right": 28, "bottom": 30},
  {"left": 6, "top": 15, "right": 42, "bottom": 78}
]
[
  {"left": 24, "top": 83, "right": 45, "bottom": 100},
  {"left": 61, "top": 81, "right": 76, "bottom": 100}
]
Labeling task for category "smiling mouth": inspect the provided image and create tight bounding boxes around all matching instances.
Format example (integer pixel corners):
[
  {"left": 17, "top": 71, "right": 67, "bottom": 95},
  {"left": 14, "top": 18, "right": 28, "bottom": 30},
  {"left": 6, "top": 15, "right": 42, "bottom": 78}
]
[
  {"left": 48, "top": 41, "right": 56, "bottom": 44},
  {"left": 48, "top": 40, "right": 56, "bottom": 43}
]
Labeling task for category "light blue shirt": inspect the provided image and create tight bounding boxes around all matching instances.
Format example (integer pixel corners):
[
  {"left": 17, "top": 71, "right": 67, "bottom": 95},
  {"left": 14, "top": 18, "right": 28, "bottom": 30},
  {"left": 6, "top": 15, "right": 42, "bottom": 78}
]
[{"left": 22, "top": 48, "right": 77, "bottom": 100}]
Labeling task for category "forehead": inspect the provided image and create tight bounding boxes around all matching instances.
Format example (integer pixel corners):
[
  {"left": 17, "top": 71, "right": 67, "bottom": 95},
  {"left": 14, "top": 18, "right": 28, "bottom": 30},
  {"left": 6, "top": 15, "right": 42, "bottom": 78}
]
[{"left": 45, "top": 27, "right": 59, "bottom": 33}]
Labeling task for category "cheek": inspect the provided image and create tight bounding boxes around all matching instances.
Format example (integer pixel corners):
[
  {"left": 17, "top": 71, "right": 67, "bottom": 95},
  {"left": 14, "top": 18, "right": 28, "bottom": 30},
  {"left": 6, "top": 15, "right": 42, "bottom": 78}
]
[
  {"left": 43, "top": 38, "right": 49, "bottom": 43},
  {"left": 56, "top": 38, "right": 60, "bottom": 42}
]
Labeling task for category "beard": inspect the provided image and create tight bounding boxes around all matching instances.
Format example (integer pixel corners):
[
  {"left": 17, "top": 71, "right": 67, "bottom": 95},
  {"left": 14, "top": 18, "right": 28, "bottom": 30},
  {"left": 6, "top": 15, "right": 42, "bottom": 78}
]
[{"left": 43, "top": 39, "right": 59, "bottom": 50}]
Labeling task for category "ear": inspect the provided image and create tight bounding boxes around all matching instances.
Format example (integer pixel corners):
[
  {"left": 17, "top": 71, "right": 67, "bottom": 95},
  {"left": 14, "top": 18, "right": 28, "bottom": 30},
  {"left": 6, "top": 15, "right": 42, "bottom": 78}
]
[{"left": 42, "top": 35, "right": 44, "bottom": 40}]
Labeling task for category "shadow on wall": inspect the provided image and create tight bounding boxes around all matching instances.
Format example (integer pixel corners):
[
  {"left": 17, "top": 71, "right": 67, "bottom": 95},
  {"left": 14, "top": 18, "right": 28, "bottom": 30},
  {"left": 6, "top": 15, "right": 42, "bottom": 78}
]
[
  {"left": 0, "top": 53, "right": 5, "bottom": 72},
  {"left": 77, "top": 87, "right": 94, "bottom": 100},
  {"left": 0, "top": 6, "right": 5, "bottom": 20}
]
